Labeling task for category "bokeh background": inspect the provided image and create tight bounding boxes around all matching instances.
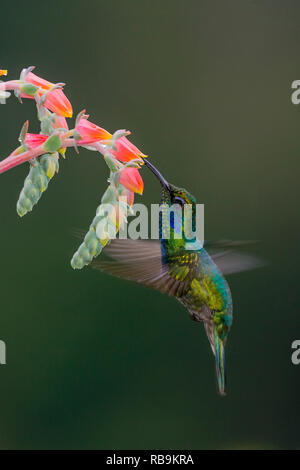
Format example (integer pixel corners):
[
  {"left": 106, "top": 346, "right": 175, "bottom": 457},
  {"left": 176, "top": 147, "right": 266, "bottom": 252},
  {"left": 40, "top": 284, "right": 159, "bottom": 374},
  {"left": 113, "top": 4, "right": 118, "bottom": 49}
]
[{"left": 0, "top": 0, "right": 299, "bottom": 450}]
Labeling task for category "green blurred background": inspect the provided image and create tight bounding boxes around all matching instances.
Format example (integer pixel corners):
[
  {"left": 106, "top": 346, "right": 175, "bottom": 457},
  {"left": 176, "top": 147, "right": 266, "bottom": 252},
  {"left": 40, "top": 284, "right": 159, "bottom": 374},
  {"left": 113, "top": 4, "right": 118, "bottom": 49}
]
[{"left": 0, "top": 0, "right": 299, "bottom": 450}]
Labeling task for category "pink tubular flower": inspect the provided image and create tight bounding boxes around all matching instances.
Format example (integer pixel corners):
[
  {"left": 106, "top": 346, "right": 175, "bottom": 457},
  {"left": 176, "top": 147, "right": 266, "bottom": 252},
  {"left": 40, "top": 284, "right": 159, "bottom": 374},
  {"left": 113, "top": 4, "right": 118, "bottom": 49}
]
[
  {"left": 21, "top": 72, "right": 73, "bottom": 118},
  {"left": 111, "top": 136, "right": 146, "bottom": 163},
  {"left": 76, "top": 116, "right": 146, "bottom": 162},
  {"left": 52, "top": 115, "right": 69, "bottom": 130},
  {"left": 119, "top": 167, "right": 144, "bottom": 195},
  {"left": 43, "top": 89, "right": 73, "bottom": 118},
  {"left": 76, "top": 117, "right": 112, "bottom": 145},
  {"left": 24, "top": 72, "right": 54, "bottom": 90},
  {"left": 25, "top": 133, "right": 48, "bottom": 148}
]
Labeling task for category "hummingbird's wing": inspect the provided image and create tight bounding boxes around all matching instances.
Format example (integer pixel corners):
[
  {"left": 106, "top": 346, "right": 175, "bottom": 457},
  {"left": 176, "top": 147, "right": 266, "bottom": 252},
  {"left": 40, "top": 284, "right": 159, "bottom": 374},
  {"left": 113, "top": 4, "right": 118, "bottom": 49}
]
[
  {"left": 91, "top": 238, "right": 264, "bottom": 292},
  {"left": 205, "top": 240, "right": 266, "bottom": 275},
  {"left": 91, "top": 239, "right": 189, "bottom": 297},
  {"left": 204, "top": 239, "right": 258, "bottom": 250},
  {"left": 211, "top": 250, "right": 265, "bottom": 275}
]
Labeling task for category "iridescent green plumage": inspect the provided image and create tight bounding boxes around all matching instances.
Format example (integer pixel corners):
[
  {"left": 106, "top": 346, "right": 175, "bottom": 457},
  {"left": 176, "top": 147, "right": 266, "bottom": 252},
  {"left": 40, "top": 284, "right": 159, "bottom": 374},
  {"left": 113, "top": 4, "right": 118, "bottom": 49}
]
[
  {"left": 91, "top": 159, "right": 262, "bottom": 395},
  {"left": 155, "top": 177, "right": 231, "bottom": 395}
]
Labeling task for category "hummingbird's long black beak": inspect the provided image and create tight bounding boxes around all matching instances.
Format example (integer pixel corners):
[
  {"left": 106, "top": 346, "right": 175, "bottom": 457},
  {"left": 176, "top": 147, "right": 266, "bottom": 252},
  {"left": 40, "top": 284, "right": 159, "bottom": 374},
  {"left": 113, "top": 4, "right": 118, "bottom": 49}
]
[{"left": 142, "top": 158, "right": 171, "bottom": 192}]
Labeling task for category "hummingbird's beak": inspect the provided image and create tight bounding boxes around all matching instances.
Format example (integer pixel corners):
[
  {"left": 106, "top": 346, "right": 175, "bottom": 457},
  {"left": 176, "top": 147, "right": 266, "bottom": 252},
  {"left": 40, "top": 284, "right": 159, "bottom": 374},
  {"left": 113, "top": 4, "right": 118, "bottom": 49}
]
[{"left": 142, "top": 158, "right": 171, "bottom": 192}]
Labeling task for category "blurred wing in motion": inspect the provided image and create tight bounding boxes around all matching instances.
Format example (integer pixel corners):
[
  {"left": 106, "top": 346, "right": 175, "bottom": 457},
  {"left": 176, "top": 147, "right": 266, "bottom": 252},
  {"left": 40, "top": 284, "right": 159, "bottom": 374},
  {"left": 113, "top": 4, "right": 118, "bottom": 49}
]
[
  {"left": 92, "top": 239, "right": 189, "bottom": 297},
  {"left": 90, "top": 238, "right": 265, "bottom": 294},
  {"left": 205, "top": 240, "right": 266, "bottom": 275}
]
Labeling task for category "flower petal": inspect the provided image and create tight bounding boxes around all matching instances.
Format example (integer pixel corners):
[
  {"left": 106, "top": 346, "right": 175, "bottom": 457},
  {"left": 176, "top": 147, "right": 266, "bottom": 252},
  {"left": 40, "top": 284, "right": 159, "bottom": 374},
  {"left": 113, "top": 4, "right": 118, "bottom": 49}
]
[
  {"left": 111, "top": 136, "right": 145, "bottom": 162},
  {"left": 25, "top": 71, "right": 54, "bottom": 90},
  {"left": 25, "top": 133, "right": 48, "bottom": 148},
  {"left": 43, "top": 89, "right": 73, "bottom": 118},
  {"left": 52, "top": 115, "right": 69, "bottom": 130},
  {"left": 76, "top": 118, "right": 112, "bottom": 144},
  {"left": 22, "top": 72, "right": 73, "bottom": 118},
  {"left": 119, "top": 168, "right": 144, "bottom": 195}
]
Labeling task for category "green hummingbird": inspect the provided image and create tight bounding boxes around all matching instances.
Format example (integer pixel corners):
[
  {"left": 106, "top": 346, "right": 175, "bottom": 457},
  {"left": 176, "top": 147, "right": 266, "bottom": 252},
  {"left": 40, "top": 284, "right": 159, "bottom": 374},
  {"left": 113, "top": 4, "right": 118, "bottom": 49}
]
[{"left": 92, "top": 159, "right": 262, "bottom": 395}]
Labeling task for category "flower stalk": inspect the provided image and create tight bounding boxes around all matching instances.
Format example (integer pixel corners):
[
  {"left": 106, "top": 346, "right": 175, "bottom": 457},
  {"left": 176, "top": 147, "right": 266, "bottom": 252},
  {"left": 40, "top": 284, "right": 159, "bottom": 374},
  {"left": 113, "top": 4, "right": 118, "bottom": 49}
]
[{"left": 0, "top": 65, "right": 147, "bottom": 269}]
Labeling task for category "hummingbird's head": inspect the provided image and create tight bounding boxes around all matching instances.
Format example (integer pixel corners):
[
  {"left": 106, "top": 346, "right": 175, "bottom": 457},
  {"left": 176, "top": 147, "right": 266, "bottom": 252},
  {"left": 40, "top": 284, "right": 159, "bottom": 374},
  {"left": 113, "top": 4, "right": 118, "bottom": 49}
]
[
  {"left": 142, "top": 158, "right": 198, "bottom": 249},
  {"left": 142, "top": 158, "right": 196, "bottom": 207}
]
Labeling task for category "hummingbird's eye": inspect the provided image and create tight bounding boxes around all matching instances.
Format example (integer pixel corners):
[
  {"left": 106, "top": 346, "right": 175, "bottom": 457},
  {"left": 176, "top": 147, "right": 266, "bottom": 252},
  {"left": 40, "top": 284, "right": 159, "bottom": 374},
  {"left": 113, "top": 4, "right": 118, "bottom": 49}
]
[{"left": 172, "top": 196, "right": 185, "bottom": 207}]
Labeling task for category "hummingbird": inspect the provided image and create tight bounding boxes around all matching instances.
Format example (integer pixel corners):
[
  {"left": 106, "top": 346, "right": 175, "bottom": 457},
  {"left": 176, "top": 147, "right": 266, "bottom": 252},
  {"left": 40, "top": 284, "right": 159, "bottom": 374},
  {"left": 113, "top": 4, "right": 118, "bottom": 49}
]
[{"left": 92, "top": 159, "right": 262, "bottom": 395}]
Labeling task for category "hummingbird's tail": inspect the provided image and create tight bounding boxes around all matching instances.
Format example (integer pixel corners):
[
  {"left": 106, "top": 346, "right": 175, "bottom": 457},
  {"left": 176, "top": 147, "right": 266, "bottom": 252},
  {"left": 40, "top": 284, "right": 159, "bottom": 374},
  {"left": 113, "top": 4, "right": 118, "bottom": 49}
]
[{"left": 213, "top": 327, "right": 226, "bottom": 396}]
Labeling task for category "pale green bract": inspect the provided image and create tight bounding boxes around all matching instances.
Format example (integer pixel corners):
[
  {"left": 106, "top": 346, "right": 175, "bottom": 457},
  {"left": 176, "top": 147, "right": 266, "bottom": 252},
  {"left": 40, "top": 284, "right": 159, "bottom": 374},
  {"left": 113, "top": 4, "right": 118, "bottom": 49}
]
[
  {"left": 70, "top": 215, "right": 106, "bottom": 270},
  {"left": 16, "top": 154, "right": 59, "bottom": 217},
  {"left": 71, "top": 182, "right": 120, "bottom": 270},
  {"left": 70, "top": 178, "right": 134, "bottom": 270}
]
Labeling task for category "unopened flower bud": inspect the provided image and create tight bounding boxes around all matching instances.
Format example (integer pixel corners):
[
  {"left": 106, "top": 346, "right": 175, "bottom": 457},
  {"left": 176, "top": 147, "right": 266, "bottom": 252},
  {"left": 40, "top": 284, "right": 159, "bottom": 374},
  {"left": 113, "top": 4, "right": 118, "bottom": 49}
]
[{"left": 40, "top": 153, "right": 59, "bottom": 179}]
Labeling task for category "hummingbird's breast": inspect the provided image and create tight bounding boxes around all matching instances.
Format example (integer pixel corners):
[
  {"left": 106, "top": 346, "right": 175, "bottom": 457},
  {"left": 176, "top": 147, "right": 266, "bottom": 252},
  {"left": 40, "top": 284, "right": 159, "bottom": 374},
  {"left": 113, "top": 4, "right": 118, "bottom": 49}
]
[{"left": 178, "top": 248, "right": 233, "bottom": 327}]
